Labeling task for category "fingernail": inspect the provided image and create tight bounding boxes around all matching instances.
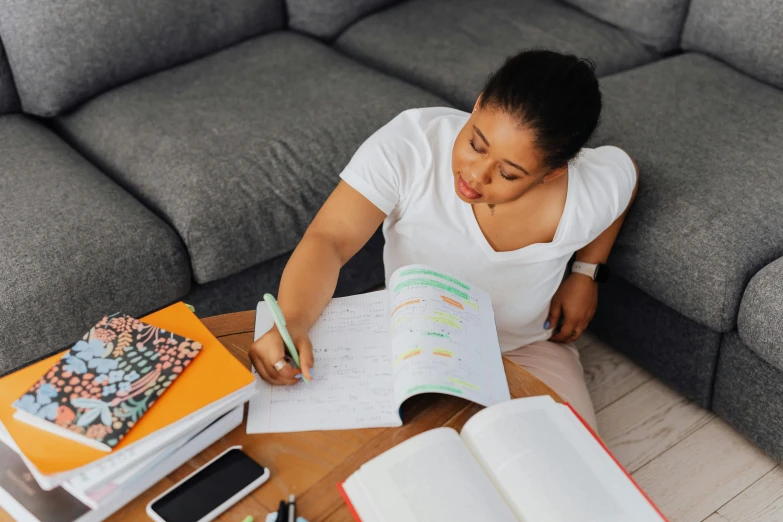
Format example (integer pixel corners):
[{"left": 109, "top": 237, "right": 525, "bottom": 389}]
[
  {"left": 544, "top": 320, "right": 550, "bottom": 329},
  {"left": 308, "top": 369, "right": 315, "bottom": 378},
  {"left": 294, "top": 373, "right": 302, "bottom": 379}
]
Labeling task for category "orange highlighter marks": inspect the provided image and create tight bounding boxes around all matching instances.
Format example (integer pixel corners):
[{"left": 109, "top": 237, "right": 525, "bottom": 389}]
[
  {"left": 391, "top": 299, "right": 421, "bottom": 316},
  {"left": 440, "top": 296, "right": 463, "bottom": 309}
]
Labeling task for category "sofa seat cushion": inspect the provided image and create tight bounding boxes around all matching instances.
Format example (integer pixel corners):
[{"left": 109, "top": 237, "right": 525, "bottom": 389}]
[
  {"left": 335, "top": 0, "right": 659, "bottom": 110},
  {"left": 0, "top": 115, "right": 191, "bottom": 376},
  {"left": 590, "top": 53, "right": 783, "bottom": 332},
  {"left": 56, "top": 32, "right": 447, "bottom": 284},
  {"left": 738, "top": 258, "right": 783, "bottom": 371}
]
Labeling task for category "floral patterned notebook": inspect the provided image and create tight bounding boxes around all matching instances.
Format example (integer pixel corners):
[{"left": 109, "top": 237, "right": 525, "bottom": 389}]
[{"left": 12, "top": 314, "right": 203, "bottom": 451}]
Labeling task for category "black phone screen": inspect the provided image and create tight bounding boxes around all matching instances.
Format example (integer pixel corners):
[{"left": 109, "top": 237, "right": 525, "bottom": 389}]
[{"left": 150, "top": 448, "right": 266, "bottom": 522}]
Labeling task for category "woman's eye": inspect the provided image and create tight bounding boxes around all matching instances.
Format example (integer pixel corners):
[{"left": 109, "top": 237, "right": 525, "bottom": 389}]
[
  {"left": 499, "top": 170, "right": 516, "bottom": 181},
  {"left": 469, "top": 138, "right": 481, "bottom": 153}
]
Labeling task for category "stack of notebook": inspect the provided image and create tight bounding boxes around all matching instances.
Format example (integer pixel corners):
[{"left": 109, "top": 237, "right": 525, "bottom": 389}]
[{"left": 0, "top": 303, "right": 256, "bottom": 522}]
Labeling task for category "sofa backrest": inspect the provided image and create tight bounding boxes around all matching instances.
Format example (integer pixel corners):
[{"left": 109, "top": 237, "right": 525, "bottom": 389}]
[
  {"left": 0, "top": 0, "right": 285, "bottom": 117},
  {"left": 682, "top": 0, "right": 783, "bottom": 89},
  {"left": 0, "top": 39, "right": 19, "bottom": 115},
  {"left": 286, "top": 0, "right": 401, "bottom": 39},
  {"left": 561, "top": 0, "right": 691, "bottom": 53}
]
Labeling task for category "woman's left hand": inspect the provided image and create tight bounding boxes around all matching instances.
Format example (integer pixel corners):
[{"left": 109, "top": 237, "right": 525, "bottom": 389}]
[{"left": 546, "top": 273, "right": 598, "bottom": 343}]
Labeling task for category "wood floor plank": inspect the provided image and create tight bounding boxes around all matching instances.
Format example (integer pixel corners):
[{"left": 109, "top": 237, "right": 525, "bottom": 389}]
[
  {"left": 581, "top": 340, "right": 651, "bottom": 411},
  {"left": 597, "top": 379, "right": 714, "bottom": 472},
  {"left": 717, "top": 466, "right": 783, "bottom": 521},
  {"left": 702, "top": 514, "right": 729, "bottom": 522},
  {"left": 575, "top": 331, "right": 596, "bottom": 351},
  {"left": 633, "top": 418, "right": 776, "bottom": 522}
]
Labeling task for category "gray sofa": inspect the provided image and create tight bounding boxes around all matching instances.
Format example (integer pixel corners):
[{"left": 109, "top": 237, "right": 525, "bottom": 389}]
[{"left": 1, "top": 0, "right": 781, "bottom": 460}]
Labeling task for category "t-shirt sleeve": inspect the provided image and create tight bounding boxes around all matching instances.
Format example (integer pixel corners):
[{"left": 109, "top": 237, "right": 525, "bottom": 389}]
[
  {"left": 339, "top": 110, "right": 429, "bottom": 215},
  {"left": 572, "top": 146, "right": 638, "bottom": 242}
]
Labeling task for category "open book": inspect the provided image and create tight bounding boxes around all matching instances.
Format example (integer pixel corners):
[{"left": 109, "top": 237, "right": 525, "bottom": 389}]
[
  {"left": 248, "top": 264, "right": 510, "bottom": 433},
  {"left": 339, "top": 396, "right": 666, "bottom": 522}
]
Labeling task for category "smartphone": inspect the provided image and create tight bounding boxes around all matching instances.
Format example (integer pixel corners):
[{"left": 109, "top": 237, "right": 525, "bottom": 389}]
[{"left": 146, "top": 446, "right": 270, "bottom": 522}]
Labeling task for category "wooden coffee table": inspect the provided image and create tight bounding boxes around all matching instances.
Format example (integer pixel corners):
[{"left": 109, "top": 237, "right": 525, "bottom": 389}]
[{"left": 1, "top": 311, "right": 561, "bottom": 522}]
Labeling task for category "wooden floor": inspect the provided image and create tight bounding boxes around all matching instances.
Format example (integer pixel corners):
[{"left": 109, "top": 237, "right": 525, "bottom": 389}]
[{"left": 577, "top": 332, "right": 782, "bottom": 522}]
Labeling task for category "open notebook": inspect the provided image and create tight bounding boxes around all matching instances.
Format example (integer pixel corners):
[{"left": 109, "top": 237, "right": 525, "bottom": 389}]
[
  {"left": 248, "top": 264, "right": 510, "bottom": 433},
  {"left": 339, "top": 396, "right": 667, "bottom": 522}
]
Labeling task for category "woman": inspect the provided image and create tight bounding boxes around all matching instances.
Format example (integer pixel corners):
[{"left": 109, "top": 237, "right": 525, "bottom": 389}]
[{"left": 250, "top": 49, "right": 638, "bottom": 429}]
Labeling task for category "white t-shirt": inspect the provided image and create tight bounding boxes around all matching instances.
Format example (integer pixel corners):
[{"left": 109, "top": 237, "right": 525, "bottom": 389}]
[{"left": 340, "top": 107, "right": 636, "bottom": 351}]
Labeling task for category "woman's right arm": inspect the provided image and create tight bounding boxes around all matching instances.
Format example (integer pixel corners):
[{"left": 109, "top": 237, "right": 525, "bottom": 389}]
[{"left": 250, "top": 181, "right": 386, "bottom": 385}]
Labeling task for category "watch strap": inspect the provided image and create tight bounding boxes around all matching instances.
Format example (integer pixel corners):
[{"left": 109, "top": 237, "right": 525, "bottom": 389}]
[{"left": 572, "top": 261, "right": 599, "bottom": 281}]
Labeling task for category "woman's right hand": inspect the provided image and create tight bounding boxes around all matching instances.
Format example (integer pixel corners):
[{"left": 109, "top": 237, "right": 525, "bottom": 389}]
[{"left": 249, "top": 324, "right": 314, "bottom": 385}]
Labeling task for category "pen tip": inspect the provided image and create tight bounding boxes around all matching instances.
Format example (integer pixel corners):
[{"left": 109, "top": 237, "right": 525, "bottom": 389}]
[{"left": 289, "top": 494, "right": 295, "bottom": 502}]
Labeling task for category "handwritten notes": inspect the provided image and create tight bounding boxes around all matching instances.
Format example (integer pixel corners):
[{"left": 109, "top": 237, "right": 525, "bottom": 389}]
[{"left": 247, "top": 291, "right": 400, "bottom": 433}]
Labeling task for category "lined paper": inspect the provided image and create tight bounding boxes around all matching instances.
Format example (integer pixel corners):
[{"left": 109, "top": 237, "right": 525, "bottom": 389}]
[{"left": 247, "top": 291, "right": 399, "bottom": 433}]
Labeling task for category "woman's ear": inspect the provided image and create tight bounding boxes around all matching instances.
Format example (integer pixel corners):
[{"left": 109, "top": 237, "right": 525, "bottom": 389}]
[
  {"left": 540, "top": 165, "right": 568, "bottom": 184},
  {"left": 473, "top": 94, "right": 482, "bottom": 113}
]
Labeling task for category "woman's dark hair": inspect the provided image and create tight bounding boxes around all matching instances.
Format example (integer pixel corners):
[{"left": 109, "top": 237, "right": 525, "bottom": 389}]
[{"left": 479, "top": 49, "right": 601, "bottom": 170}]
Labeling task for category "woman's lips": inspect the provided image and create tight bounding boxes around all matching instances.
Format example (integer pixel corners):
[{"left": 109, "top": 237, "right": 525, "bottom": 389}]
[{"left": 458, "top": 177, "right": 483, "bottom": 199}]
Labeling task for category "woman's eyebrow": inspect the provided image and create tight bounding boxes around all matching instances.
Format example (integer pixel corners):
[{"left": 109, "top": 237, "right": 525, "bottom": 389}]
[
  {"left": 473, "top": 125, "right": 490, "bottom": 146},
  {"left": 473, "top": 124, "right": 530, "bottom": 175},
  {"left": 503, "top": 159, "right": 530, "bottom": 176}
]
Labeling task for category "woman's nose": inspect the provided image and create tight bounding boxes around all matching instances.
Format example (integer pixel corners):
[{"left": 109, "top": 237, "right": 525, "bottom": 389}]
[{"left": 469, "top": 163, "right": 492, "bottom": 185}]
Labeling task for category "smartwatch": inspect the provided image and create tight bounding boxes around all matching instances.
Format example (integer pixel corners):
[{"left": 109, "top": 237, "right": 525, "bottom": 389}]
[{"left": 571, "top": 261, "right": 610, "bottom": 283}]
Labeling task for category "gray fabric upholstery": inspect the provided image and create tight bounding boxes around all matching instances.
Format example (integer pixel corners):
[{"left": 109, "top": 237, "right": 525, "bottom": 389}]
[
  {"left": 0, "top": 40, "right": 19, "bottom": 114},
  {"left": 714, "top": 332, "right": 783, "bottom": 461},
  {"left": 287, "top": 0, "right": 400, "bottom": 39},
  {"left": 590, "top": 272, "right": 720, "bottom": 407},
  {"left": 562, "top": 0, "right": 690, "bottom": 52},
  {"left": 0, "top": 115, "right": 191, "bottom": 376},
  {"left": 0, "top": 0, "right": 285, "bottom": 117},
  {"left": 336, "top": 0, "right": 659, "bottom": 110},
  {"left": 683, "top": 0, "right": 783, "bottom": 89},
  {"left": 738, "top": 258, "right": 783, "bottom": 370},
  {"left": 56, "top": 32, "right": 448, "bottom": 285},
  {"left": 589, "top": 53, "right": 783, "bottom": 332},
  {"left": 185, "top": 230, "right": 385, "bottom": 318}
]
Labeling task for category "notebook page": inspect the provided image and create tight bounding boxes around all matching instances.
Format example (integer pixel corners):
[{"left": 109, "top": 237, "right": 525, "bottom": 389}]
[
  {"left": 460, "top": 397, "right": 663, "bottom": 522},
  {"left": 388, "top": 265, "right": 509, "bottom": 408},
  {"left": 247, "top": 291, "right": 399, "bottom": 433},
  {"left": 348, "top": 427, "right": 518, "bottom": 522}
]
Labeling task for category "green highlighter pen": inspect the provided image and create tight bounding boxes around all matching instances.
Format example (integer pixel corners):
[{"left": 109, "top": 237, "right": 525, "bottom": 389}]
[{"left": 263, "top": 293, "right": 309, "bottom": 383}]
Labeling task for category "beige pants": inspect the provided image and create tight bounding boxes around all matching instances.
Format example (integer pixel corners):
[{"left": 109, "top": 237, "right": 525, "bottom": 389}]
[{"left": 504, "top": 340, "right": 597, "bottom": 431}]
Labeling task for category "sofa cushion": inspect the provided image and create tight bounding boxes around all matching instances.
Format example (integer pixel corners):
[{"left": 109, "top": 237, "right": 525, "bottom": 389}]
[
  {"left": 589, "top": 53, "right": 783, "bottom": 332},
  {"left": 56, "top": 32, "right": 447, "bottom": 285},
  {"left": 0, "top": 0, "right": 285, "bottom": 117},
  {"left": 562, "top": 0, "right": 690, "bottom": 52},
  {"left": 0, "top": 40, "right": 19, "bottom": 114},
  {"left": 335, "top": 0, "right": 659, "bottom": 110},
  {"left": 286, "top": 0, "right": 400, "bottom": 39},
  {"left": 738, "top": 258, "right": 783, "bottom": 371},
  {"left": 0, "top": 115, "right": 191, "bottom": 376},
  {"left": 682, "top": 0, "right": 783, "bottom": 89}
]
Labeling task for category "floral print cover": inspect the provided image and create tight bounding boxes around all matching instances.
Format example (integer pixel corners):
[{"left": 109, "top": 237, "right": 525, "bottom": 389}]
[{"left": 13, "top": 314, "right": 203, "bottom": 449}]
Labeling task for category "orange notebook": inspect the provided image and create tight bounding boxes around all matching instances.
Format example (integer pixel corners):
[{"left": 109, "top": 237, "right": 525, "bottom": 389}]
[{"left": 0, "top": 302, "right": 254, "bottom": 475}]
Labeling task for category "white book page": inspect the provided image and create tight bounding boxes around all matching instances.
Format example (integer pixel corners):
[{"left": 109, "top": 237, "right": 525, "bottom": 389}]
[
  {"left": 460, "top": 397, "right": 663, "bottom": 522},
  {"left": 348, "top": 427, "right": 518, "bottom": 522},
  {"left": 247, "top": 291, "right": 399, "bottom": 433},
  {"left": 388, "top": 265, "right": 509, "bottom": 408}
]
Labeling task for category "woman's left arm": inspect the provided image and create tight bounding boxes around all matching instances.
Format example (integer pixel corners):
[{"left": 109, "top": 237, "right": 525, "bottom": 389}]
[{"left": 547, "top": 157, "right": 640, "bottom": 343}]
